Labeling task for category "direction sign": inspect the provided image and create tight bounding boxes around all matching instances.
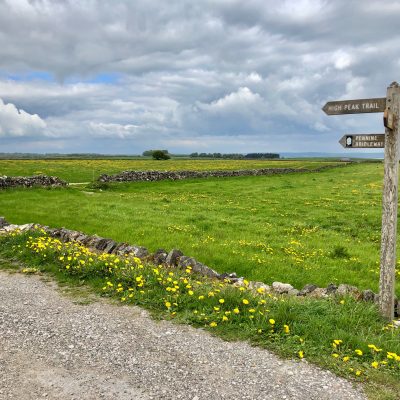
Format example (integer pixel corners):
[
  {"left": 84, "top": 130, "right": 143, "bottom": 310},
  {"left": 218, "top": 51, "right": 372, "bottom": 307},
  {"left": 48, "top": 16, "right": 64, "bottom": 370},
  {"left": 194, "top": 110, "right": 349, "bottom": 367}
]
[
  {"left": 322, "top": 98, "right": 386, "bottom": 115},
  {"left": 339, "top": 134, "right": 385, "bottom": 148}
]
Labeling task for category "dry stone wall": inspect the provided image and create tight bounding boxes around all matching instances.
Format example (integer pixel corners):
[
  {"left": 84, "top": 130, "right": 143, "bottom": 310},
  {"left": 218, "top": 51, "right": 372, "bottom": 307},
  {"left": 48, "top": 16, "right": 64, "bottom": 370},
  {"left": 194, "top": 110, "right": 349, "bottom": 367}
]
[
  {"left": 98, "top": 165, "right": 342, "bottom": 183},
  {"left": 0, "top": 175, "right": 67, "bottom": 189}
]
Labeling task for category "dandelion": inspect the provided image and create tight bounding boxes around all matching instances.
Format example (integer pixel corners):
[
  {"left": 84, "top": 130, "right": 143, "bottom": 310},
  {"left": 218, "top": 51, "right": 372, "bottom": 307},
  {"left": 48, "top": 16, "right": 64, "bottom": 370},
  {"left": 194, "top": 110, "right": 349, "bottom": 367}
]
[
  {"left": 222, "top": 316, "right": 228, "bottom": 322},
  {"left": 209, "top": 322, "right": 218, "bottom": 328},
  {"left": 269, "top": 319, "right": 275, "bottom": 325},
  {"left": 165, "top": 301, "right": 171, "bottom": 308},
  {"left": 332, "top": 353, "right": 339, "bottom": 358},
  {"left": 233, "top": 308, "right": 240, "bottom": 314},
  {"left": 242, "top": 299, "right": 249, "bottom": 305},
  {"left": 355, "top": 349, "right": 363, "bottom": 356},
  {"left": 219, "top": 298, "right": 225, "bottom": 304},
  {"left": 298, "top": 351, "right": 304, "bottom": 359},
  {"left": 371, "top": 361, "right": 379, "bottom": 369},
  {"left": 188, "top": 290, "right": 194, "bottom": 296},
  {"left": 368, "top": 344, "right": 382, "bottom": 352},
  {"left": 283, "top": 324, "right": 290, "bottom": 334},
  {"left": 342, "top": 356, "right": 350, "bottom": 362},
  {"left": 198, "top": 295, "right": 205, "bottom": 300}
]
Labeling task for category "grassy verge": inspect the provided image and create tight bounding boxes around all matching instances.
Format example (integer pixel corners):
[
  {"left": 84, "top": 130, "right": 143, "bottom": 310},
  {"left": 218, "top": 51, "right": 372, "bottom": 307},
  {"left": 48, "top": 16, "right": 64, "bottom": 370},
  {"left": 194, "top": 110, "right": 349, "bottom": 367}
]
[{"left": 1, "top": 229, "right": 399, "bottom": 399}]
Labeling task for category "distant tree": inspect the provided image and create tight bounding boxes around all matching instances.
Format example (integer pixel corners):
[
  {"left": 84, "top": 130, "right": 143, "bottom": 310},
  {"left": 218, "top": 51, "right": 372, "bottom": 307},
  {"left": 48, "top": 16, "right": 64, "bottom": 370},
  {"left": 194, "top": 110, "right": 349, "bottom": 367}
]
[
  {"left": 245, "top": 153, "right": 280, "bottom": 159},
  {"left": 190, "top": 152, "right": 199, "bottom": 157},
  {"left": 142, "top": 150, "right": 154, "bottom": 156},
  {"left": 152, "top": 150, "right": 171, "bottom": 160}
]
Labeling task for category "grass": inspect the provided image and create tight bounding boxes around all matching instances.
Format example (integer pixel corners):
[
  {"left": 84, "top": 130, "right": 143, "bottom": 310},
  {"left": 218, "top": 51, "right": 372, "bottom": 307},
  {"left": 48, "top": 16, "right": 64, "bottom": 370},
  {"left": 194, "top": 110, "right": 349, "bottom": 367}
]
[
  {"left": 0, "top": 161, "right": 397, "bottom": 296},
  {"left": 0, "top": 158, "right": 344, "bottom": 182},
  {"left": 0, "top": 229, "right": 398, "bottom": 400}
]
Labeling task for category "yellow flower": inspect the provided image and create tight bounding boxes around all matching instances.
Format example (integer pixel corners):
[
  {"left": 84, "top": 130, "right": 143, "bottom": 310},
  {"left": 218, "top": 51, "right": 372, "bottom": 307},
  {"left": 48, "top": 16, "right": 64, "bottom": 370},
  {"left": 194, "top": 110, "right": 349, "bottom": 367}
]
[
  {"left": 371, "top": 361, "right": 379, "bottom": 369},
  {"left": 222, "top": 316, "right": 228, "bottom": 321},
  {"left": 165, "top": 301, "right": 171, "bottom": 308},
  {"left": 342, "top": 356, "right": 350, "bottom": 362},
  {"left": 188, "top": 290, "right": 194, "bottom": 296},
  {"left": 219, "top": 298, "right": 225, "bottom": 304},
  {"left": 233, "top": 308, "right": 240, "bottom": 314},
  {"left": 269, "top": 319, "right": 275, "bottom": 325},
  {"left": 209, "top": 322, "right": 218, "bottom": 328},
  {"left": 198, "top": 295, "right": 205, "bottom": 300},
  {"left": 332, "top": 353, "right": 339, "bottom": 358},
  {"left": 298, "top": 351, "right": 304, "bottom": 359},
  {"left": 283, "top": 324, "right": 290, "bottom": 334},
  {"left": 355, "top": 370, "right": 362, "bottom": 376},
  {"left": 242, "top": 299, "right": 249, "bottom": 305},
  {"left": 355, "top": 349, "right": 363, "bottom": 356},
  {"left": 257, "top": 287, "right": 265, "bottom": 294},
  {"left": 368, "top": 344, "right": 382, "bottom": 352},
  {"left": 213, "top": 307, "right": 220, "bottom": 311}
]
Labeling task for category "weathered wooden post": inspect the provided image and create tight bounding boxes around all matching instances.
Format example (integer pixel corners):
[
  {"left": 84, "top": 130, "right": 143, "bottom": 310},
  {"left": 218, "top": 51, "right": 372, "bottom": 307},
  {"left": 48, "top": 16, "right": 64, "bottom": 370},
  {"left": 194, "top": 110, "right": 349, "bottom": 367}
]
[
  {"left": 379, "top": 81, "right": 400, "bottom": 320},
  {"left": 322, "top": 84, "right": 400, "bottom": 320}
]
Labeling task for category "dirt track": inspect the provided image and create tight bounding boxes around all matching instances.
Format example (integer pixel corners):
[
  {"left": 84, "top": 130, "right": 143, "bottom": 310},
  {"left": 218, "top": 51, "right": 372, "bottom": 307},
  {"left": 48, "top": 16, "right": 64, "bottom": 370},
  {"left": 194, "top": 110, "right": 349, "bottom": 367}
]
[{"left": 0, "top": 271, "right": 366, "bottom": 400}]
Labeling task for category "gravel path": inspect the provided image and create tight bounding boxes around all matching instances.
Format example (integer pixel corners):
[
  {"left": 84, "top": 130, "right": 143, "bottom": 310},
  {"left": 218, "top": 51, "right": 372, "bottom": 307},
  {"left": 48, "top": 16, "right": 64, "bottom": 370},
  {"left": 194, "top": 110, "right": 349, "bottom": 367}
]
[{"left": 0, "top": 271, "right": 366, "bottom": 400}]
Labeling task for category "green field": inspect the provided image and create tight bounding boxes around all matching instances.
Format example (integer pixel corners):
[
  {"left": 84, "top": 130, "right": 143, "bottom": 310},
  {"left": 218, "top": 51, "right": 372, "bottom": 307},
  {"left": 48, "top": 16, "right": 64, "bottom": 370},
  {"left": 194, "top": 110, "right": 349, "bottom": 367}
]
[
  {"left": 0, "top": 159, "right": 397, "bottom": 296},
  {"left": 0, "top": 158, "right": 343, "bottom": 183}
]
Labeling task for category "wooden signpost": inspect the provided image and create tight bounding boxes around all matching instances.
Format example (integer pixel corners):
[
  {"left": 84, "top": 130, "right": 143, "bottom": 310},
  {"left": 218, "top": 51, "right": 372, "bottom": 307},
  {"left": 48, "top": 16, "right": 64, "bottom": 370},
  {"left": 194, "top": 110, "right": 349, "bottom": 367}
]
[
  {"left": 322, "top": 98, "right": 386, "bottom": 115},
  {"left": 323, "top": 82, "right": 400, "bottom": 320},
  {"left": 338, "top": 134, "right": 385, "bottom": 148}
]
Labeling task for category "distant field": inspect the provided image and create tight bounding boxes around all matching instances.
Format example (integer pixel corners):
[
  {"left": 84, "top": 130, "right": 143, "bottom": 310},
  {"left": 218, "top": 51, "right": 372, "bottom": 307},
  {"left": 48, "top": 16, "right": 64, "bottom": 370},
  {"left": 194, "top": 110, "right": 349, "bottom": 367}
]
[
  {"left": 0, "top": 159, "right": 344, "bottom": 183},
  {"left": 1, "top": 160, "right": 397, "bottom": 296}
]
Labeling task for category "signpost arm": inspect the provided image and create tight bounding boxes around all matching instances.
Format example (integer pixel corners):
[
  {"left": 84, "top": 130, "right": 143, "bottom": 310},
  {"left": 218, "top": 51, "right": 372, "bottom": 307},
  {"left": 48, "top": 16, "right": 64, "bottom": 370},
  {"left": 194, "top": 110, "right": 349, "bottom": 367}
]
[{"left": 379, "top": 82, "right": 400, "bottom": 320}]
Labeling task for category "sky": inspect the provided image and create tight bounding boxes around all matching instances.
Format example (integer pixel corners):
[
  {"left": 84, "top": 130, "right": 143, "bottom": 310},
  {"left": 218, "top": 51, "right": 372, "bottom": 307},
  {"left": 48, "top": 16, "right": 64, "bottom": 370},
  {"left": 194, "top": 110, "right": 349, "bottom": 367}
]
[{"left": 0, "top": 0, "right": 399, "bottom": 155}]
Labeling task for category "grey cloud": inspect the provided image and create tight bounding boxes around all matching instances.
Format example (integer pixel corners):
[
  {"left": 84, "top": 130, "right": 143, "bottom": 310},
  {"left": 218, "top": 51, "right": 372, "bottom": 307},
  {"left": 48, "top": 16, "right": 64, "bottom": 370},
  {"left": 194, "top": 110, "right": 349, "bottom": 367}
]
[{"left": 0, "top": 0, "right": 397, "bottom": 153}]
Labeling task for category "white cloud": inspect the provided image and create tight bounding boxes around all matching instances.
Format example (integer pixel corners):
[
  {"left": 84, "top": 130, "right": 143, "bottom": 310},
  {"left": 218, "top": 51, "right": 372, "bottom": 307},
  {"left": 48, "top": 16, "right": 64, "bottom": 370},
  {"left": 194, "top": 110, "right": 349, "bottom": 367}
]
[
  {"left": 333, "top": 50, "right": 352, "bottom": 70},
  {"left": 0, "top": 98, "right": 46, "bottom": 137},
  {"left": 198, "top": 87, "right": 263, "bottom": 113}
]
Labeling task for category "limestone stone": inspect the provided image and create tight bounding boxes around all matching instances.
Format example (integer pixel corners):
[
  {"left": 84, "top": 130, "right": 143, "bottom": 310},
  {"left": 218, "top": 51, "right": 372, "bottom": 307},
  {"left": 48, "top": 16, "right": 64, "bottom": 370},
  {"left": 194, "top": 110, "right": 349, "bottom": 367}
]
[
  {"left": 337, "top": 284, "right": 362, "bottom": 299},
  {"left": 166, "top": 249, "right": 183, "bottom": 266},
  {"left": 272, "top": 282, "right": 294, "bottom": 294},
  {"left": 0, "top": 217, "right": 9, "bottom": 228},
  {"left": 299, "top": 284, "right": 317, "bottom": 296},
  {"left": 362, "top": 289, "right": 376, "bottom": 302},
  {"left": 308, "top": 288, "right": 328, "bottom": 298}
]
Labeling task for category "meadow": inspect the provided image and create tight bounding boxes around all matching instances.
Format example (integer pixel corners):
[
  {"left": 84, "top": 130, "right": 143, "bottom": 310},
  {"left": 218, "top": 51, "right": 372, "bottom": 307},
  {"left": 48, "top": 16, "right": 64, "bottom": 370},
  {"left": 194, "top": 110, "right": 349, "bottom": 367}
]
[
  {"left": 0, "top": 158, "right": 342, "bottom": 183},
  {"left": 0, "top": 159, "right": 397, "bottom": 295}
]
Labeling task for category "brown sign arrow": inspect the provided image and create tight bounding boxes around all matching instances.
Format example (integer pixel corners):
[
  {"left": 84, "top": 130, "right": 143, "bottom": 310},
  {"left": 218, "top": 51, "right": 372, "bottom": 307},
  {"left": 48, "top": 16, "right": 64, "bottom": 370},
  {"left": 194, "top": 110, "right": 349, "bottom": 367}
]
[
  {"left": 339, "top": 134, "right": 385, "bottom": 148},
  {"left": 323, "top": 98, "right": 386, "bottom": 115}
]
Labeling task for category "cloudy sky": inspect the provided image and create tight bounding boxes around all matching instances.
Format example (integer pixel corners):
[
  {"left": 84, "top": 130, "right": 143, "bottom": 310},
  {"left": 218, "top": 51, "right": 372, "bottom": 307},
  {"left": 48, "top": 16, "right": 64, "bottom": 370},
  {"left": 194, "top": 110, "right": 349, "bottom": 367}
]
[{"left": 0, "top": 0, "right": 399, "bottom": 155}]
